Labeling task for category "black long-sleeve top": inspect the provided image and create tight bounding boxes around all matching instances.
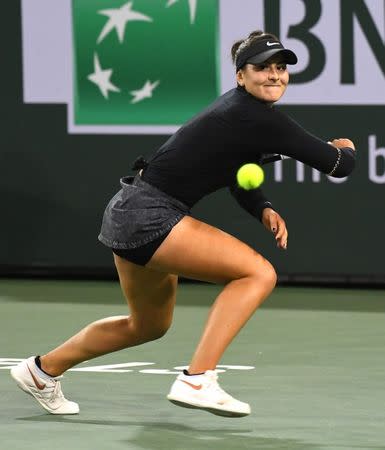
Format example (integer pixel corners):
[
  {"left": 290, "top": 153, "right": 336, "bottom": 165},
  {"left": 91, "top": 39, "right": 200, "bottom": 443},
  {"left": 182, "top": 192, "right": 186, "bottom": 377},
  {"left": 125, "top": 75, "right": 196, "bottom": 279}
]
[{"left": 141, "top": 86, "right": 356, "bottom": 219}]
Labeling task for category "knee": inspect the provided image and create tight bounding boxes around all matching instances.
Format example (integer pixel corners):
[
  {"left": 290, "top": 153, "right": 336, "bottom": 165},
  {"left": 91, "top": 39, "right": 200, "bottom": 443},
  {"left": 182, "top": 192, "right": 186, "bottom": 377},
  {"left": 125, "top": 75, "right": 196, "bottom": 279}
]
[
  {"left": 144, "top": 323, "right": 171, "bottom": 342},
  {"left": 250, "top": 256, "right": 277, "bottom": 292},
  {"left": 264, "top": 259, "right": 277, "bottom": 289},
  {"left": 129, "top": 318, "right": 172, "bottom": 344}
]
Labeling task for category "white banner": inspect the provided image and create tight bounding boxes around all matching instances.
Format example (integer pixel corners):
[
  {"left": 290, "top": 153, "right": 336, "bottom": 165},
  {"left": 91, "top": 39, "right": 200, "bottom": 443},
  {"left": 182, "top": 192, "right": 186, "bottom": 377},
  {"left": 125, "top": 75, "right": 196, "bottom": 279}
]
[{"left": 21, "top": 0, "right": 385, "bottom": 134}]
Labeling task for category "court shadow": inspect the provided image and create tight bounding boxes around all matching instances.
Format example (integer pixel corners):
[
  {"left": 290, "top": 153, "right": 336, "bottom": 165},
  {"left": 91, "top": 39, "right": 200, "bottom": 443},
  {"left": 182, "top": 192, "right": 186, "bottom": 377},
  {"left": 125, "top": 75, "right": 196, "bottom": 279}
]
[
  {"left": 17, "top": 415, "right": 251, "bottom": 430},
  {"left": 17, "top": 416, "right": 385, "bottom": 449},
  {"left": 120, "top": 422, "right": 316, "bottom": 450},
  {"left": 17, "top": 416, "right": 316, "bottom": 449},
  {"left": 17, "top": 414, "right": 246, "bottom": 429}
]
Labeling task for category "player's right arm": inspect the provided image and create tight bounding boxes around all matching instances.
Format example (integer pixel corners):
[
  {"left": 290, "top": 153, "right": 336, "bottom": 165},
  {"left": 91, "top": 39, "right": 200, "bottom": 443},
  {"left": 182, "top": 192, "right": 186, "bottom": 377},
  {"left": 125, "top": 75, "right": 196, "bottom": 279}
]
[
  {"left": 241, "top": 107, "right": 357, "bottom": 178},
  {"left": 276, "top": 112, "right": 356, "bottom": 177}
]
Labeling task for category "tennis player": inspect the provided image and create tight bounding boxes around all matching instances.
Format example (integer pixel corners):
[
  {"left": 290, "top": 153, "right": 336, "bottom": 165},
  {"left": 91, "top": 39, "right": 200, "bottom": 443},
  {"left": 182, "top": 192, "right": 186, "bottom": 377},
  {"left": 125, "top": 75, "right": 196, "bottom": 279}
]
[{"left": 11, "top": 31, "right": 356, "bottom": 417}]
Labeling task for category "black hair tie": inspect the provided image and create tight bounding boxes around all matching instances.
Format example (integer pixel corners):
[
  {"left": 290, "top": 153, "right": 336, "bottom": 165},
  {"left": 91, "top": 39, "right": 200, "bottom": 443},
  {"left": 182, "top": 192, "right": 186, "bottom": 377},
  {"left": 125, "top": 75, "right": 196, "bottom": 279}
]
[{"left": 131, "top": 156, "right": 149, "bottom": 171}]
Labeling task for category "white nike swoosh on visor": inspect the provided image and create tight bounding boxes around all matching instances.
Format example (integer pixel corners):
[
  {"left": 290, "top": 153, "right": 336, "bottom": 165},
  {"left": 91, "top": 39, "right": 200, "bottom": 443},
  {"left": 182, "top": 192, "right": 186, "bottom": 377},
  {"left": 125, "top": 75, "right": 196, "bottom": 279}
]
[{"left": 266, "top": 42, "right": 280, "bottom": 47}]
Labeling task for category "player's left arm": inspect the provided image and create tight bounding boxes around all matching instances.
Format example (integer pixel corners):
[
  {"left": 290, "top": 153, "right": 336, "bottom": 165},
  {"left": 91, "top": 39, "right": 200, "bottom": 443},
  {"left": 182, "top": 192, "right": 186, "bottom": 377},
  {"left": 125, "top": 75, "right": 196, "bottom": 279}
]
[
  {"left": 228, "top": 185, "right": 288, "bottom": 250},
  {"left": 229, "top": 184, "right": 272, "bottom": 221},
  {"left": 261, "top": 207, "right": 288, "bottom": 250}
]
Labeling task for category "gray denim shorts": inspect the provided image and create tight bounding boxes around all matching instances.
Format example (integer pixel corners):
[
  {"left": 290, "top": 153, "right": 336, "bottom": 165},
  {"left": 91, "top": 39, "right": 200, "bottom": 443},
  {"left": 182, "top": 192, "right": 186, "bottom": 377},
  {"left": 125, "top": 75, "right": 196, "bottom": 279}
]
[{"left": 98, "top": 174, "right": 191, "bottom": 254}]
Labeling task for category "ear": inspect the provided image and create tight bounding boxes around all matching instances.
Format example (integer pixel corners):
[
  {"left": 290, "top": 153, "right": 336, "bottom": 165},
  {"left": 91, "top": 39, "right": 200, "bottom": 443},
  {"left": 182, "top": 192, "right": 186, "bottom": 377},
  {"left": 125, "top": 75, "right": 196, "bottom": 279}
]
[{"left": 236, "top": 70, "right": 245, "bottom": 86}]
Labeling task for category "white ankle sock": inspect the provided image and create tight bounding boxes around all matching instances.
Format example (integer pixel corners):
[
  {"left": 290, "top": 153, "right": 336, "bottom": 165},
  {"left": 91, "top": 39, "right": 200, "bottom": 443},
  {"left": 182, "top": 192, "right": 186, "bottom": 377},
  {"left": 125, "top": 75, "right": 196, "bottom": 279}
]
[
  {"left": 183, "top": 370, "right": 206, "bottom": 380},
  {"left": 31, "top": 360, "right": 53, "bottom": 380}
]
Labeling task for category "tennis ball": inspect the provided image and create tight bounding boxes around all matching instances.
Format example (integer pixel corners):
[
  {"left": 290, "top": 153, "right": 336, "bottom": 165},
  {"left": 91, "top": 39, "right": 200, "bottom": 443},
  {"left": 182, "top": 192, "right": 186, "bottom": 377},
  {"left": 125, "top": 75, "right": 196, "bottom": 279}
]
[{"left": 236, "top": 163, "right": 265, "bottom": 190}]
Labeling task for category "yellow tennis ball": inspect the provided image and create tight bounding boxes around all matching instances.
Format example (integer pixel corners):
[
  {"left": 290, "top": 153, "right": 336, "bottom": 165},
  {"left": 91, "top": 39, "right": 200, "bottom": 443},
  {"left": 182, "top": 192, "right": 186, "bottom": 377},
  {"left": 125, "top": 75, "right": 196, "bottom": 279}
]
[{"left": 236, "top": 163, "right": 265, "bottom": 190}]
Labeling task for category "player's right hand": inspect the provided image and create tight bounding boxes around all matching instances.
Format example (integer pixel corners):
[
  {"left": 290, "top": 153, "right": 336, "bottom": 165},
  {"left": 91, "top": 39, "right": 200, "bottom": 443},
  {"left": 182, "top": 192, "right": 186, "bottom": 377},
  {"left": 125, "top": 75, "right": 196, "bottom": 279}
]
[{"left": 328, "top": 138, "right": 356, "bottom": 151}]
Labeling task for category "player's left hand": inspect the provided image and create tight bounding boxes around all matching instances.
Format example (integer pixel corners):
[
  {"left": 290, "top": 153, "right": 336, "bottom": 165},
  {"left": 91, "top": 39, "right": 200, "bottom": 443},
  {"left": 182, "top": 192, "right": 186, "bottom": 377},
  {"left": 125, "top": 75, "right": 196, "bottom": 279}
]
[{"left": 262, "top": 208, "right": 288, "bottom": 250}]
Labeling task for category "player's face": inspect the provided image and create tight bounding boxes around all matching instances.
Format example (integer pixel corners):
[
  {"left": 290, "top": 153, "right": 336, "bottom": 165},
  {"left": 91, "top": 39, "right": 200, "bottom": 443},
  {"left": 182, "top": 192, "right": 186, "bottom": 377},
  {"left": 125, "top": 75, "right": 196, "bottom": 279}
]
[{"left": 236, "top": 54, "right": 289, "bottom": 103}]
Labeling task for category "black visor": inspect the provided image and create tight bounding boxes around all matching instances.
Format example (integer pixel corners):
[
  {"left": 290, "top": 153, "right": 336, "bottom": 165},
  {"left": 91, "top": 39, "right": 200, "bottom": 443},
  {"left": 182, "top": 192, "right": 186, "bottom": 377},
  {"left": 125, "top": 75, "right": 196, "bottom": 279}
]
[{"left": 235, "top": 38, "right": 297, "bottom": 71}]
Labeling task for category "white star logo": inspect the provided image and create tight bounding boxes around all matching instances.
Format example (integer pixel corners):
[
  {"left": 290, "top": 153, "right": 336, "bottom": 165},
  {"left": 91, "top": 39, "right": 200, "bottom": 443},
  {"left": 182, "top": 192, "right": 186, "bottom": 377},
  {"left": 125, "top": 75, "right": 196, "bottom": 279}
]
[
  {"left": 130, "top": 80, "right": 160, "bottom": 104},
  {"left": 88, "top": 53, "right": 120, "bottom": 99},
  {"left": 166, "top": 0, "right": 197, "bottom": 24},
  {"left": 97, "top": 1, "right": 153, "bottom": 44}
]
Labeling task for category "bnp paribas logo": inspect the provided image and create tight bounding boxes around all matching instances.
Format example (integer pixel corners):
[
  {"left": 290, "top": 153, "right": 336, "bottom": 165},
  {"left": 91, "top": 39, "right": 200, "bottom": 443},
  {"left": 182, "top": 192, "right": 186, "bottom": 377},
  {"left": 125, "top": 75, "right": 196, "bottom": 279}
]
[{"left": 72, "top": 0, "right": 219, "bottom": 133}]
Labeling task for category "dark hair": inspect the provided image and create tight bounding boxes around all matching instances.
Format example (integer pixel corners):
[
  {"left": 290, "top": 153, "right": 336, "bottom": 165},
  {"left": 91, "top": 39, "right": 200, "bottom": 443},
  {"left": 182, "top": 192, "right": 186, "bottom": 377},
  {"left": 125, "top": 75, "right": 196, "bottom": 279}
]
[{"left": 231, "top": 30, "right": 280, "bottom": 65}]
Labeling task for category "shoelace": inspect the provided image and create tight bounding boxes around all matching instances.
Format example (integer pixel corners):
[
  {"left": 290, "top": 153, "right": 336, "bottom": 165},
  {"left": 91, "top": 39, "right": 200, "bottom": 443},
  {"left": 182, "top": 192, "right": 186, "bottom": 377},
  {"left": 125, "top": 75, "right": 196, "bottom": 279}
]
[
  {"left": 40, "top": 376, "right": 65, "bottom": 403},
  {"left": 204, "top": 371, "right": 232, "bottom": 400},
  {"left": 52, "top": 379, "right": 65, "bottom": 402}
]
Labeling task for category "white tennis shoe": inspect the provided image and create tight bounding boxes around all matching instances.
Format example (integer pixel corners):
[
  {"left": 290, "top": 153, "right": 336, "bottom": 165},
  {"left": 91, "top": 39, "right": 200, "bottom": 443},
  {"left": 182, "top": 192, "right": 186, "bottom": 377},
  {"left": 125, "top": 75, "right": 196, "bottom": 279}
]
[
  {"left": 10, "top": 356, "right": 79, "bottom": 415},
  {"left": 167, "top": 370, "right": 250, "bottom": 417}
]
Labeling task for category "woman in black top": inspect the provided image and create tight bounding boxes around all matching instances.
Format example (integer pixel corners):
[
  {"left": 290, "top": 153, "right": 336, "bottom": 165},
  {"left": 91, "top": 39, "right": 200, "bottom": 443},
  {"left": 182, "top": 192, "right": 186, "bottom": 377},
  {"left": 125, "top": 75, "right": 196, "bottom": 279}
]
[{"left": 11, "top": 31, "right": 356, "bottom": 418}]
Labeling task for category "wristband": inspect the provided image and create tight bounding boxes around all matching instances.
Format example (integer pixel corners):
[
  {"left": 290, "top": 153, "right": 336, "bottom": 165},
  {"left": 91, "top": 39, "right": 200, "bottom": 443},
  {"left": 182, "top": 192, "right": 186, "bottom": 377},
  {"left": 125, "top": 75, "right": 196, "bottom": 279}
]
[{"left": 328, "top": 148, "right": 342, "bottom": 176}]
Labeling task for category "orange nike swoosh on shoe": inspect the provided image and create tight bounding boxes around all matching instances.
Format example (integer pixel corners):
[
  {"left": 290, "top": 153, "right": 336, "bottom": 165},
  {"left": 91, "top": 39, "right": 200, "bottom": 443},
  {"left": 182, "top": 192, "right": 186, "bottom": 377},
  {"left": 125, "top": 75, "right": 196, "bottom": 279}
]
[
  {"left": 27, "top": 365, "right": 46, "bottom": 390},
  {"left": 181, "top": 380, "right": 203, "bottom": 390}
]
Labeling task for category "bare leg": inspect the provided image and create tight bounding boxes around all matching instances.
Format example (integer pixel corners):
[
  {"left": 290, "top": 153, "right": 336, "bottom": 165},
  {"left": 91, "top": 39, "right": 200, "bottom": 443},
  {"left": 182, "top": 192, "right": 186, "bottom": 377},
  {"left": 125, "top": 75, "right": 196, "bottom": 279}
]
[
  {"left": 40, "top": 264, "right": 178, "bottom": 377},
  {"left": 41, "top": 215, "right": 275, "bottom": 377},
  {"left": 188, "top": 275, "right": 275, "bottom": 373},
  {"left": 147, "top": 216, "right": 277, "bottom": 373}
]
